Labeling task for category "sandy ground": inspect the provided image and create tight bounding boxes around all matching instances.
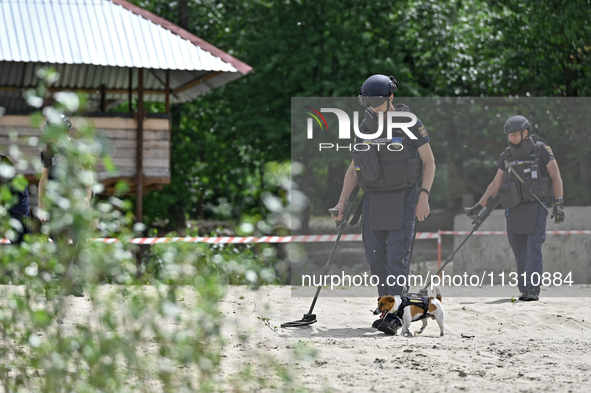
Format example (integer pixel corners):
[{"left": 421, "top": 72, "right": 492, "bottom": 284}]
[
  {"left": 218, "top": 285, "right": 591, "bottom": 392},
  {"left": 3, "top": 284, "right": 590, "bottom": 392}
]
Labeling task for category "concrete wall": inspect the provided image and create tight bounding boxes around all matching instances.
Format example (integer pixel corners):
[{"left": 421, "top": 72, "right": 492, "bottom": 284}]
[{"left": 452, "top": 206, "right": 591, "bottom": 284}]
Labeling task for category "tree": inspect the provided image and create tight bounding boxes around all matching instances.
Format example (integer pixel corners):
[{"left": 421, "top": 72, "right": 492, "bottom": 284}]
[{"left": 129, "top": 0, "right": 591, "bottom": 231}]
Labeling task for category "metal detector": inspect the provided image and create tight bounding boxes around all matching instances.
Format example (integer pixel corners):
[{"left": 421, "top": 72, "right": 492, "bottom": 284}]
[
  {"left": 281, "top": 187, "right": 361, "bottom": 328},
  {"left": 418, "top": 194, "right": 501, "bottom": 296}
]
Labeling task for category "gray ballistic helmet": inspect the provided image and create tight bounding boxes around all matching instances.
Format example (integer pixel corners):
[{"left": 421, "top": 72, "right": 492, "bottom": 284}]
[
  {"left": 45, "top": 114, "right": 73, "bottom": 132},
  {"left": 358, "top": 74, "right": 399, "bottom": 108},
  {"left": 503, "top": 115, "right": 531, "bottom": 135}
]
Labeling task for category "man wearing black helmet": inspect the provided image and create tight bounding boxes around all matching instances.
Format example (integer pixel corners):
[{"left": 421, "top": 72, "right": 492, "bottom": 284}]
[
  {"left": 39, "top": 114, "right": 93, "bottom": 213},
  {"left": 38, "top": 114, "right": 92, "bottom": 297},
  {"left": 466, "top": 115, "right": 564, "bottom": 301},
  {"left": 332, "top": 74, "right": 436, "bottom": 332}
]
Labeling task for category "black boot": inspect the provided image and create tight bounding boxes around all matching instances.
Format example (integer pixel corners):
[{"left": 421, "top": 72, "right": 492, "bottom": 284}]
[
  {"left": 70, "top": 284, "right": 84, "bottom": 297},
  {"left": 377, "top": 313, "right": 401, "bottom": 335},
  {"left": 518, "top": 291, "right": 539, "bottom": 301}
]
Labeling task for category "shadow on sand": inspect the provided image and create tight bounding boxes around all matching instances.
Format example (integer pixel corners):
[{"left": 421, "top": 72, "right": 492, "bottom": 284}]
[{"left": 281, "top": 326, "right": 442, "bottom": 339}]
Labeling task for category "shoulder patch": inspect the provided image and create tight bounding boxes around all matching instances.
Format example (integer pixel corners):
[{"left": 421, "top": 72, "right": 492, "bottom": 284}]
[
  {"left": 418, "top": 125, "right": 428, "bottom": 138},
  {"left": 545, "top": 145, "right": 554, "bottom": 156}
]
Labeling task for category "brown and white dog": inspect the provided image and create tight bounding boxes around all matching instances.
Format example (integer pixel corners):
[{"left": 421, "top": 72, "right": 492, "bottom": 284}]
[{"left": 374, "top": 287, "right": 445, "bottom": 337}]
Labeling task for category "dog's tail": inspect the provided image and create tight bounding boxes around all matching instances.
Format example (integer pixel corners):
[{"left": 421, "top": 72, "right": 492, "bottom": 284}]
[{"left": 433, "top": 285, "right": 442, "bottom": 303}]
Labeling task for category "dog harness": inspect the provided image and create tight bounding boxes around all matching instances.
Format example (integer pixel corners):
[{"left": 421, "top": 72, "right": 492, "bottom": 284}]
[{"left": 395, "top": 294, "right": 431, "bottom": 320}]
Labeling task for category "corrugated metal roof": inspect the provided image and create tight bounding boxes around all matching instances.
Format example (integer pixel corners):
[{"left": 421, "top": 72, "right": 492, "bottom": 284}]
[
  {"left": 0, "top": 0, "right": 242, "bottom": 72},
  {"left": 0, "top": 0, "right": 253, "bottom": 109},
  {"left": 0, "top": 62, "right": 244, "bottom": 110}
]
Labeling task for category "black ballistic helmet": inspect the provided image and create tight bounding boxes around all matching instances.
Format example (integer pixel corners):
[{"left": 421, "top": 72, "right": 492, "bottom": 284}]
[
  {"left": 503, "top": 115, "right": 531, "bottom": 135},
  {"left": 358, "top": 74, "right": 399, "bottom": 108},
  {"left": 504, "top": 115, "right": 532, "bottom": 148},
  {"left": 45, "top": 114, "right": 73, "bottom": 132}
]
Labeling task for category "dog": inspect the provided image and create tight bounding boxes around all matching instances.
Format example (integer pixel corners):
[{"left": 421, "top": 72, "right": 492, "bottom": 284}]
[{"left": 374, "top": 287, "right": 444, "bottom": 337}]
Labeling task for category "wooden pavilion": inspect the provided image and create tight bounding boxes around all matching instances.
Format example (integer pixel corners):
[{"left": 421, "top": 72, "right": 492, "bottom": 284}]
[{"left": 0, "top": 0, "right": 252, "bottom": 220}]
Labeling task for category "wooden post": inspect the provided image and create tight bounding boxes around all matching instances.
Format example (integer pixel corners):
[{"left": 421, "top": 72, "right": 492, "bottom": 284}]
[
  {"left": 136, "top": 68, "right": 144, "bottom": 222},
  {"left": 128, "top": 68, "right": 133, "bottom": 113},
  {"left": 165, "top": 70, "right": 170, "bottom": 113},
  {"left": 100, "top": 84, "right": 106, "bottom": 112},
  {"left": 135, "top": 68, "right": 145, "bottom": 277}
]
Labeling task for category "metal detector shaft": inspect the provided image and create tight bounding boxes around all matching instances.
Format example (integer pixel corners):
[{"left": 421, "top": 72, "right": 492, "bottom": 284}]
[
  {"left": 306, "top": 187, "right": 360, "bottom": 314},
  {"left": 281, "top": 186, "right": 361, "bottom": 328},
  {"left": 406, "top": 217, "right": 419, "bottom": 266},
  {"left": 407, "top": 210, "right": 432, "bottom": 266},
  {"left": 421, "top": 226, "right": 477, "bottom": 292},
  {"left": 305, "top": 229, "right": 345, "bottom": 315},
  {"left": 420, "top": 195, "right": 501, "bottom": 294},
  {"left": 504, "top": 160, "right": 552, "bottom": 214}
]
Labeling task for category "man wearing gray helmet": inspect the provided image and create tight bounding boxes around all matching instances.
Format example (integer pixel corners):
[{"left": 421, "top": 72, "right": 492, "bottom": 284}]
[{"left": 466, "top": 115, "right": 564, "bottom": 301}]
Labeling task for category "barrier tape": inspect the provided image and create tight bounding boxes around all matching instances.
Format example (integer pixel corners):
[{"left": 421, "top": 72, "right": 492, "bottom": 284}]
[
  {"left": 439, "top": 230, "right": 591, "bottom": 235},
  {"left": 1, "top": 234, "right": 363, "bottom": 244},
  {"left": 3, "top": 230, "right": 590, "bottom": 274},
  {"left": 2, "top": 230, "right": 589, "bottom": 245}
]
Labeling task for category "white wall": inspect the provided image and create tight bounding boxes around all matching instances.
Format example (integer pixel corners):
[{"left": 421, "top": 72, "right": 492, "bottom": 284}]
[{"left": 452, "top": 207, "right": 591, "bottom": 284}]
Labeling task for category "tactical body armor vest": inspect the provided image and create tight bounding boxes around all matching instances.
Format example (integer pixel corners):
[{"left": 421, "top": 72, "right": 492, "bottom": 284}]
[
  {"left": 498, "top": 136, "right": 554, "bottom": 208},
  {"left": 352, "top": 105, "right": 423, "bottom": 192}
]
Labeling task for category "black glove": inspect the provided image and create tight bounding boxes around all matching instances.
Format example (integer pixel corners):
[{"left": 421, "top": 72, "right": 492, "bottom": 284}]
[
  {"left": 465, "top": 203, "right": 483, "bottom": 219},
  {"left": 551, "top": 199, "right": 565, "bottom": 223}
]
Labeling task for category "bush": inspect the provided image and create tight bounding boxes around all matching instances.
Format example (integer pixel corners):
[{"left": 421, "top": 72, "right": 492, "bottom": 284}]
[{"left": 0, "top": 72, "right": 306, "bottom": 392}]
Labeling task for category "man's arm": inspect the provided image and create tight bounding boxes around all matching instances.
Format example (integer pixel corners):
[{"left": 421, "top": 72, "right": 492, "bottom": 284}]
[
  {"left": 38, "top": 167, "right": 49, "bottom": 219},
  {"left": 85, "top": 185, "right": 92, "bottom": 207},
  {"left": 546, "top": 159, "right": 563, "bottom": 199},
  {"left": 477, "top": 169, "right": 506, "bottom": 207},
  {"left": 332, "top": 160, "right": 358, "bottom": 221},
  {"left": 546, "top": 159, "right": 565, "bottom": 223},
  {"left": 85, "top": 169, "right": 93, "bottom": 207},
  {"left": 416, "top": 143, "right": 435, "bottom": 221}
]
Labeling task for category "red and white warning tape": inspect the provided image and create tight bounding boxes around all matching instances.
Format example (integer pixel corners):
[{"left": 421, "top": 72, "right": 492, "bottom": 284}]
[
  {"left": 439, "top": 230, "right": 591, "bottom": 235},
  {"left": 95, "top": 234, "right": 362, "bottom": 244},
  {"left": 439, "top": 230, "right": 505, "bottom": 235},
  {"left": 2, "top": 230, "right": 589, "bottom": 245}
]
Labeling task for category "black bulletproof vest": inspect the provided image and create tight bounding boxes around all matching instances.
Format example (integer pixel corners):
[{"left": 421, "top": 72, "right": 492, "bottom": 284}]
[
  {"left": 41, "top": 144, "right": 64, "bottom": 181},
  {"left": 352, "top": 106, "right": 422, "bottom": 192},
  {"left": 498, "top": 136, "right": 554, "bottom": 208}
]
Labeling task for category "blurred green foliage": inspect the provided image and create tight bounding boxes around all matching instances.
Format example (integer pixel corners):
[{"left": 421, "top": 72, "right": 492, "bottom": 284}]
[{"left": 0, "top": 75, "right": 306, "bottom": 392}]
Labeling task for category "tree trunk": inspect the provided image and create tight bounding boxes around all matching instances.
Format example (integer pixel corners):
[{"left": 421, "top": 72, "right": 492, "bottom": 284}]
[
  {"left": 298, "top": 165, "right": 312, "bottom": 235},
  {"left": 178, "top": 0, "right": 189, "bottom": 30}
]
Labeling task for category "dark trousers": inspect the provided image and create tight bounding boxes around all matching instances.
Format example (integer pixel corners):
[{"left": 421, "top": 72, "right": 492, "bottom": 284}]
[
  {"left": 49, "top": 229, "right": 83, "bottom": 290},
  {"left": 506, "top": 203, "right": 547, "bottom": 295},
  {"left": 9, "top": 211, "right": 31, "bottom": 245},
  {"left": 362, "top": 196, "right": 416, "bottom": 296}
]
